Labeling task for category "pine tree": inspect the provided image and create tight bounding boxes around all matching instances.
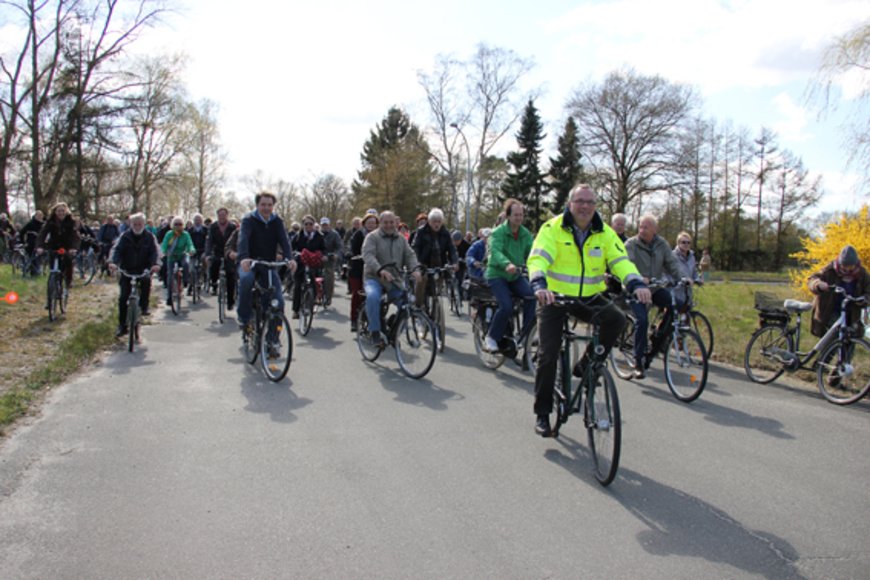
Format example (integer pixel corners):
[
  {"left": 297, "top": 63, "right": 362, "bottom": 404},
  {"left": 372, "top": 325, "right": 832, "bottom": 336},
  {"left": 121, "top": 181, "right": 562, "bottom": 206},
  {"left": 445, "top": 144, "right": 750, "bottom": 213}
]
[
  {"left": 501, "top": 99, "right": 546, "bottom": 231},
  {"left": 548, "top": 116, "right": 583, "bottom": 216}
]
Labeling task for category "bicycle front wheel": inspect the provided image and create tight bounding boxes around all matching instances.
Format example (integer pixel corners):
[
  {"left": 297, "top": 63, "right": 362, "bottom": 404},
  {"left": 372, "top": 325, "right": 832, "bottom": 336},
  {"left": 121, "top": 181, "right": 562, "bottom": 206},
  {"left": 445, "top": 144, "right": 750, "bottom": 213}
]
[
  {"left": 689, "top": 310, "right": 714, "bottom": 357},
  {"left": 218, "top": 276, "right": 226, "bottom": 323},
  {"left": 127, "top": 298, "right": 139, "bottom": 353},
  {"left": 299, "top": 288, "right": 315, "bottom": 336},
  {"left": 47, "top": 272, "right": 59, "bottom": 321},
  {"left": 356, "top": 309, "right": 383, "bottom": 362},
  {"left": 171, "top": 273, "right": 182, "bottom": 315},
  {"left": 433, "top": 296, "right": 446, "bottom": 352},
  {"left": 81, "top": 252, "right": 96, "bottom": 285},
  {"left": 585, "top": 367, "right": 621, "bottom": 486},
  {"left": 663, "top": 329, "right": 708, "bottom": 402},
  {"left": 817, "top": 338, "right": 870, "bottom": 405},
  {"left": 744, "top": 325, "right": 792, "bottom": 384},
  {"left": 260, "top": 312, "right": 293, "bottom": 381},
  {"left": 522, "top": 319, "right": 539, "bottom": 374},
  {"left": 472, "top": 316, "right": 505, "bottom": 369},
  {"left": 610, "top": 316, "right": 636, "bottom": 380},
  {"left": 395, "top": 310, "right": 437, "bottom": 379}
]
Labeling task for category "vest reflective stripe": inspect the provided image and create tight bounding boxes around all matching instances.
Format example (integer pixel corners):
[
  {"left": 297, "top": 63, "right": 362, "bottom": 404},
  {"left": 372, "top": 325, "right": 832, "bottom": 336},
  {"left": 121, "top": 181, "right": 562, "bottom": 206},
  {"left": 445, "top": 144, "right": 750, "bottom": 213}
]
[
  {"left": 530, "top": 247, "right": 554, "bottom": 264},
  {"left": 608, "top": 255, "right": 629, "bottom": 268},
  {"left": 548, "top": 271, "right": 604, "bottom": 286}
]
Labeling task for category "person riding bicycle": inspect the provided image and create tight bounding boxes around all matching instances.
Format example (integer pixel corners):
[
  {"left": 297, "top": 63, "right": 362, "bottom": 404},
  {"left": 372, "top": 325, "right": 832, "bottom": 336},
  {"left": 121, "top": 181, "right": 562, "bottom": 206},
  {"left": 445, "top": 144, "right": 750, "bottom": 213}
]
[
  {"left": 0, "top": 213, "right": 16, "bottom": 256},
  {"left": 807, "top": 245, "right": 870, "bottom": 338},
  {"left": 465, "top": 228, "right": 492, "bottom": 283},
  {"left": 319, "top": 216, "right": 344, "bottom": 306},
  {"left": 291, "top": 215, "right": 325, "bottom": 319},
  {"left": 187, "top": 213, "right": 208, "bottom": 294},
  {"left": 19, "top": 210, "right": 44, "bottom": 275},
  {"left": 206, "top": 207, "right": 237, "bottom": 308},
  {"left": 97, "top": 215, "right": 120, "bottom": 269},
  {"left": 483, "top": 199, "right": 534, "bottom": 353},
  {"left": 35, "top": 202, "right": 80, "bottom": 291},
  {"left": 412, "top": 208, "right": 458, "bottom": 310},
  {"left": 349, "top": 213, "right": 379, "bottom": 332},
  {"left": 624, "top": 214, "right": 685, "bottom": 378},
  {"left": 160, "top": 217, "right": 195, "bottom": 305},
  {"left": 108, "top": 213, "right": 160, "bottom": 337},
  {"left": 237, "top": 192, "right": 296, "bottom": 332},
  {"left": 670, "top": 231, "right": 702, "bottom": 305},
  {"left": 529, "top": 185, "right": 649, "bottom": 437},
  {"left": 361, "top": 211, "right": 421, "bottom": 348}
]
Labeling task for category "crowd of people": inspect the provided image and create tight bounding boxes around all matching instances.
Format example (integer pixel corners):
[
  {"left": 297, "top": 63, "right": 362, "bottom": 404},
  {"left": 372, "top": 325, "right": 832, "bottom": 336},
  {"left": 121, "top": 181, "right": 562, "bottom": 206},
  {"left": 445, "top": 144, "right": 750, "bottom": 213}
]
[{"left": 2, "top": 184, "right": 867, "bottom": 432}]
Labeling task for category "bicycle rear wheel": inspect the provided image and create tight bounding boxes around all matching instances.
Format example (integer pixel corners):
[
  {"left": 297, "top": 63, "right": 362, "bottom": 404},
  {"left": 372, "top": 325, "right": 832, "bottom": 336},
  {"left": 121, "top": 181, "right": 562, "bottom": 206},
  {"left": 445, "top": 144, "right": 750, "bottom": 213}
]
[
  {"left": 816, "top": 338, "right": 870, "bottom": 405},
  {"left": 299, "top": 287, "right": 315, "bottom": 336},
  {"left": 521, "top": 319, "right": 539, "bottom": 373},
  {"left": 744, "top": 325, "right": 791, "bottom": 384},
  {"left": 585, "top": 368, "right": 621, "bottom": 486},
  {"left": 356, "top": 310, "right": 383, "bottom": 362},
  {"left": 663, "top": 329, "right": 708, "bottom": 402},
  {"left": 261, "top": 312, "right": 293, "bottom": 381},
  {"left": 395, "top": 310, "right": 437, "bottom": 379},
  {"left": 610, "top": 316, "right": 636, "bottom": 380},
  {"left": 689, "top": 310, "right": 714, "bottom": 357},
  {"left": 47, "top": 272, "right": 59, "bottom": 322},
  {"left": 472, "top": 315, "right": 505, "bottom": 369}
]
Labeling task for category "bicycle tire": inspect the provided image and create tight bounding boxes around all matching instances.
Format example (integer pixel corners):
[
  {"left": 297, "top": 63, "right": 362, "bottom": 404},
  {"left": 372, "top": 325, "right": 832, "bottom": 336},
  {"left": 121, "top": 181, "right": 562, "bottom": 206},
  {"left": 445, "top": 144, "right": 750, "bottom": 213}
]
[
  {"left": 433, "top": 295, "right": 446, "bottom": 352},
  {"left": 816, "top": 338, "right": 870, "bottom": 405},
  {"left": 472, "top": 316, "right": 505, "bottom": 369},
  {"left": 59, "top": 277, "right": 67, "bottom": 314},
  {"left": 47, "top": 272, "right": 58, "bottom": 322},
  {"left": 191, "top": 266, "right": 200, "bottom": 304},
  {"left": 299, "top": 287, "right": 315, "bottom": 336},
  {"left": 395, "top": 310, "right": 437, "bottom": 379},
  {"left": 243, "top": 310, "right": 260, "bottom": 365},
  {"left": 689, "top": 310, "right": 714, "bottom": 357},
  {"left": 610, "top": 316, "right": 636, "bottom": 380},
  {"left": 744, "top": 325, "right": 792, "bottom": 384},
  {"left": 172, "top": 272, "right": 182, "bottom": 315},
  {"left": 10, "top": 252, "right": 22, "bottom": 276},
  {"left": 356, "top": 309, "right": 382, "bottom": 362},
  {"left": 218, "top": 275, "right": 226, "bottom": 323},
  {"left": 127, "top": 298, "right": 138, "bottom": 353},
  {"left": 663, "top": 329, "right": 708, "bottom": 402},
  {"left": 585, "top": 367, "right": 621, "bottom": 486},
  {"left": 260, "top": 312, "right": 293, "bottom": 381},
  {"left": 550, "top": 346, "right": 573, "bottom": 438},
  {"left": 522, "top": 319, "right": 539, "bottom": 373}
]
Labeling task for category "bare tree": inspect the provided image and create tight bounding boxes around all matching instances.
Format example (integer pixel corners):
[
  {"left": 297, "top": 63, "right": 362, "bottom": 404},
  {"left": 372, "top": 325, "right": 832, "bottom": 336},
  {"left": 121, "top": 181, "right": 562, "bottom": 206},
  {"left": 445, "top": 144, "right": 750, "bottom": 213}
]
[
  {"left": 752, "top": 127, "right": 779, "bottom": 251},
  {"left": 299, "top": 173, "right": 351, "bottom": 222},
  {"left": 179, "top": 98, "right": 225, "bottom": 214},
  {"left": 768, "top": 151, "right": 821, "bottom": 269},
  {"left": 567, "top": 68, "right": 696, "bottom": 214}
]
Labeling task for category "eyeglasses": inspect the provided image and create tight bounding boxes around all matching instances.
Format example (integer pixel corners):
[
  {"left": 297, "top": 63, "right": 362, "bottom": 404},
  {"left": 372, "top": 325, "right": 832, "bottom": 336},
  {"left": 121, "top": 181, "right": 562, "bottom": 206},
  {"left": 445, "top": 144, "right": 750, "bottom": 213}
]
[
  {"left": 570, "top": 198, "right": 595, "bottom": 206},
  {"left": 303, "top": 222, "right": 314, "bottom": 226},
  {"left": 679, "top": 240, "right": 691, "bottom": 245}
]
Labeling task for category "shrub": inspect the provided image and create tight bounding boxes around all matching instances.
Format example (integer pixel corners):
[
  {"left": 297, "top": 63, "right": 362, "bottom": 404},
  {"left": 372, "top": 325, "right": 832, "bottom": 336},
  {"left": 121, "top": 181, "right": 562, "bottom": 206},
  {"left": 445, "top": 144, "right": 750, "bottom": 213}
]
[{"left": 789, "top": 205, "right": 870, "bottom": 296}]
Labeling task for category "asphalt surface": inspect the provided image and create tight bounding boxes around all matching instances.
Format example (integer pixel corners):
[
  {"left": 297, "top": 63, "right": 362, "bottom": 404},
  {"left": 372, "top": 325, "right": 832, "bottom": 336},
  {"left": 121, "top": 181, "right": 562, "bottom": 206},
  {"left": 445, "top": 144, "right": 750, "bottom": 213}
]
[{"left": 1, "top": 289, "right": 868, "bottom": 579}]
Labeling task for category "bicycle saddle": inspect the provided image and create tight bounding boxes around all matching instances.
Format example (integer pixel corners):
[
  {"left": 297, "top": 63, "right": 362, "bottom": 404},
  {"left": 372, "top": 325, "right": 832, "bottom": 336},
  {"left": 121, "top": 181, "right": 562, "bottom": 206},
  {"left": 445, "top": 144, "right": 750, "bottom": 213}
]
[{"left": 783, "top": 299, "right": 812, "bottom": 312}]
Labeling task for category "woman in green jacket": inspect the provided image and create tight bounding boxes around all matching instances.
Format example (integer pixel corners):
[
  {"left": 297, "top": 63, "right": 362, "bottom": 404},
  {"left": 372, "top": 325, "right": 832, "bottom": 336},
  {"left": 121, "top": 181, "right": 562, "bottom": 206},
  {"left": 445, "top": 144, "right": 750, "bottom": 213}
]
[
  {"left": 160, "top": 217, "right": 195, "bottom": 304},
  {"left": 484, "top": 198, "right": 535, "bottom": 352}
]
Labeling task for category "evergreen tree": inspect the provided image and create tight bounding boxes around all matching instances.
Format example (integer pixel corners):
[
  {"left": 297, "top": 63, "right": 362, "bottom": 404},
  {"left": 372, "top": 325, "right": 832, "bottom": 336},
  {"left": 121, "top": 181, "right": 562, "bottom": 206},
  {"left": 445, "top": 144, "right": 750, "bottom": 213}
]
[
  {"left": 352, "top": 107, "right": 440, "bottom": 221},
  {"left": 548, "top": 116, "right": 583, "bottom": 216},
  {"left": 501, "top": 99, "right": 546, "bottom": 230}
]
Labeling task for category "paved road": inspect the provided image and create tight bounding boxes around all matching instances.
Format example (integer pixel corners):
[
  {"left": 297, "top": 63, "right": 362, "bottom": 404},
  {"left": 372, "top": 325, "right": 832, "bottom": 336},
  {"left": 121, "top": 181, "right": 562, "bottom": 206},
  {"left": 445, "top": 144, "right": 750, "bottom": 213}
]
[{"left": 1, "top": 291, "right": 868, "bottom": 579}]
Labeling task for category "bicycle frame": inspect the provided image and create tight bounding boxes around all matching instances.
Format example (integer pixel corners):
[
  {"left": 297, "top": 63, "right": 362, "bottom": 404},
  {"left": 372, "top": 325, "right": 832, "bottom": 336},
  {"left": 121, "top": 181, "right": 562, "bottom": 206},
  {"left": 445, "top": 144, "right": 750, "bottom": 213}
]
[{"left": 783, "top": 290, "right": 863, "bottom": 372}]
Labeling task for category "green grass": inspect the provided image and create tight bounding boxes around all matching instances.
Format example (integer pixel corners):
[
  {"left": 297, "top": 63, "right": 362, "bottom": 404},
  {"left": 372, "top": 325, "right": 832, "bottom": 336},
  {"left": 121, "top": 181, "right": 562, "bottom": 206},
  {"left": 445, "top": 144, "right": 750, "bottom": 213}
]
[
  {"left": 706, "top": 270, "right": 792, "bottom": 283},
  {"left": 692, "top": 282, "right": 813, "bottom": 367}
]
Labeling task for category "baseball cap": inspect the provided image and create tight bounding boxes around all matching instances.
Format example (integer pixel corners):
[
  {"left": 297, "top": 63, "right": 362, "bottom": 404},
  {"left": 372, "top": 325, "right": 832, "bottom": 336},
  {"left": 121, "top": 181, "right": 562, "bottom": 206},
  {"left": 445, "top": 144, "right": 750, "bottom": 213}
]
[{"left": 320, "top": 217, "right": 330, "bottom": 225}]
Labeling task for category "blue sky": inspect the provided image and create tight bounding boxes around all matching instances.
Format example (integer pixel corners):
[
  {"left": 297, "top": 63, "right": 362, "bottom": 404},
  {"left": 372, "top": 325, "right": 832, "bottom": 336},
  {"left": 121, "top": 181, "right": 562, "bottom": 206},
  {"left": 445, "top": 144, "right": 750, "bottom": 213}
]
[{"left": 135, "top": 0, "right": 869, "bottom": 210}]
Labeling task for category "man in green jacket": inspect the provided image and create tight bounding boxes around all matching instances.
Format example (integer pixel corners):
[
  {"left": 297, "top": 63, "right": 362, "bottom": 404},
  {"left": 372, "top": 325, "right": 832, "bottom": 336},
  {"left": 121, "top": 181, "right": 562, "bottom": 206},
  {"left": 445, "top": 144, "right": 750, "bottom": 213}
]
[{"left": 484, "top": 198, "right": 535, "bottom": 352}]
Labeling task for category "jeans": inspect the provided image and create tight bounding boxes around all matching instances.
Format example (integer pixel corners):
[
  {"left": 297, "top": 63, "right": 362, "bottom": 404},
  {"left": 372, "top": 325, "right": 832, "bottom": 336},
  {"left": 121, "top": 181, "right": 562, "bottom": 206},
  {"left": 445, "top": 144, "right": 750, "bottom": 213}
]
[
  {"left": 630, "top": 287, "right": 684, "bottom": 366},
  {"left": 486, "top": 276, "right": 535, "bottom": 342},
  {"left": 237, "top": 266, "right": 284, "bottom": 325},
  {"left": 364, "top": 278, "right": 404, "bottom": 334}
]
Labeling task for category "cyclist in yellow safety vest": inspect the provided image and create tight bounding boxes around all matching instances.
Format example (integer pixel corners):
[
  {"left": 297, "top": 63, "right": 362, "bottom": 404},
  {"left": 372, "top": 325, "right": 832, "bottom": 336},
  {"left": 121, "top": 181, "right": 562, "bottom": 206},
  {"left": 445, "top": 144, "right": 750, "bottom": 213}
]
[{"left": 527, "top": 184, "right": 651, "bottom": 437}]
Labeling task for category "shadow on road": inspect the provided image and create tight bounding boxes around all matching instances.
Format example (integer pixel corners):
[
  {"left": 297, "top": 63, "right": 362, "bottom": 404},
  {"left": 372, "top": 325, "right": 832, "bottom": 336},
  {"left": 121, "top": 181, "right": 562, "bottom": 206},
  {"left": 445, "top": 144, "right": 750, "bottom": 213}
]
[
  {"left": 360, "top": 357, "right": 463, "bottom": 411},
  {"left": 233, "top": 353, "right": 311, "bottom": 424},
  {"left": 101, "top": 346, "right": 157, "bottom": 375},
  {"left": 544, "top": 437, "right": 804, "bottom": 579},
  {"left": 294, "top": 326, "right": 341, "bottom": 350}
]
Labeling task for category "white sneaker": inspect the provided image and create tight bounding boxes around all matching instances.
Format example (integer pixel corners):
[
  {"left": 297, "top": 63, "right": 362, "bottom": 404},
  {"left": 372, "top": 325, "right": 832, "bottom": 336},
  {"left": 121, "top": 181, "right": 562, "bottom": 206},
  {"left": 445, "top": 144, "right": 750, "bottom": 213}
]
[{"left": 485, "top": 336, "right": 499, "bottom": 352}]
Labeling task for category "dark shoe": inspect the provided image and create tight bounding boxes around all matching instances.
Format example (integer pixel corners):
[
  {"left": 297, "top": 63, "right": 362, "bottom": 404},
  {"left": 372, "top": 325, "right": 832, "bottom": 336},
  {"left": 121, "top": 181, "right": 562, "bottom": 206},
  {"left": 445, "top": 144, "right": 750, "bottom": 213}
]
[
  {"left": 633, "top": 363, "right": 645, "bottom": 379},
  {"left": 535, "top": 415, "right": 552, "bottom": 437},
  {"left": 165, "top": 298, "right": 172, "bottom": 306},
  {"left": 227, "top": 302, "right": 235, "bottom": 311},
  {"left": 292, "top": 311, "right": 300, "bottom": 320},
  {"left": 141, "top": 308, "right": 151, "bottom": 316},
  {"left": 373, "top": 332, "right": 387, "bottom": 349},
  {"left": 350, "top": 322, "right": 358, "bottom": 333},
  {"left": 115, "top": 325, "right": 128, "bottom": 337}
]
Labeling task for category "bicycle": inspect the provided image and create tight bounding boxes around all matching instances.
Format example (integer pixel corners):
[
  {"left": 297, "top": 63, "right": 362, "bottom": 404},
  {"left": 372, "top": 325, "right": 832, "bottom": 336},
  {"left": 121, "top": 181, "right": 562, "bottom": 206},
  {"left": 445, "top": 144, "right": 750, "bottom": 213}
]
[
  {"left": 215, "top": 257, "right": 229, "bottom": 324},
  {"left": 166, "top": 258, "right": 185, "bottom": 316},
  {"left": 744, "top": 288, "right": 870, "bottom": 405},
  {"left": 242, "top": 260, "right": 293, "bottom": 382},
  {"left": 75, "top": 239, "right": 98, "bottom": 286},
  {"left": 119, "top": 269, "right": 152, "bottom": 352},
  {"left": 548, "top": 295, "right": 622, "bottom": 486},
  {"left": 467, "top": 278, "right": 541, "bottom": 372},
  {"left": 447, "top": 268, "right": 464, "bottom": 317},
  {"left": 46, "top": 249, "right": 70, "bottom": 322},
  {"left": 423, "top": 266, "right": 452, "bottom": 353},
  {"left": 296, "top": 256, "right": 324, "bottom": 337},
  {"left": 189, "top": 254, "right": 203, "bottom": 305},
  {"left": 356, "top": 267, "right": 437, "bottom": 379},
  {"left": 611, "top": 278, "right": 709, "bottom": 402}
]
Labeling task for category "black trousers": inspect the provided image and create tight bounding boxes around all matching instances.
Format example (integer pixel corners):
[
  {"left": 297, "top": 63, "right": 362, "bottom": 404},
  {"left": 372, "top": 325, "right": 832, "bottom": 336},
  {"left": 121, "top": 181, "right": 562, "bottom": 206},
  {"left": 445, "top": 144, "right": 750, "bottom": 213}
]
[
  {"left": 533, "top": 294, "right": 626, "bottom": 417},
  {"left": 209, "top": 257, "right": 237, "bottom": 306},
  {"left": 118, "top": 276, "right": 151, "bottom": 328}
]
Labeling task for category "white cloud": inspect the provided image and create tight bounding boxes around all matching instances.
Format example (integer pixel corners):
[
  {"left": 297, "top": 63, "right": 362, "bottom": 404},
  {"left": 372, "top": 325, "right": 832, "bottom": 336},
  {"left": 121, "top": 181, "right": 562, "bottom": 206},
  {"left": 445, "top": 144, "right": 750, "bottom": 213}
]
[{"left": 771, "top": 92, "right": 812, "bottom": 142}]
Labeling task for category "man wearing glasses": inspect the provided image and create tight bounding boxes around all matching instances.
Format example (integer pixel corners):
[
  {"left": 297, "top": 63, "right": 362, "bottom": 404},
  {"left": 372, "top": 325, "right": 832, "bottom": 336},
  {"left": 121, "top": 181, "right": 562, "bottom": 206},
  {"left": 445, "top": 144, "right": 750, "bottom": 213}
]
[
  {"left": 528, "top": 185, "right": 649, "bottom": 437},
  {"left": 624, "top": 214, "right": 684, "bottom": 378}
]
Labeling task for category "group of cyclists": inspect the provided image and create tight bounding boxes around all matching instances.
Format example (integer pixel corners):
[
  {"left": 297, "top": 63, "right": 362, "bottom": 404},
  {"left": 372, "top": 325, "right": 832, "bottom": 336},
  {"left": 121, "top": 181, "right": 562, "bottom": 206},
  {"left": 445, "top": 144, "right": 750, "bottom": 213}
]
[{"left": 4, "top": 182, "right": 867, "bottom": 426}]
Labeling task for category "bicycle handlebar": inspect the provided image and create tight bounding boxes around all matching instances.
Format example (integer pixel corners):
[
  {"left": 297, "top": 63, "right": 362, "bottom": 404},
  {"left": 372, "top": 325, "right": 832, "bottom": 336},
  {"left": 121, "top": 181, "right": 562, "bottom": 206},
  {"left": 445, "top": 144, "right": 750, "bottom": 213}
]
[
  {"left": 249, "top": 260, "right": 288, "bottom": 269},
  {"left": 118, "top": 269, "right": 153, "bottom": 280}
]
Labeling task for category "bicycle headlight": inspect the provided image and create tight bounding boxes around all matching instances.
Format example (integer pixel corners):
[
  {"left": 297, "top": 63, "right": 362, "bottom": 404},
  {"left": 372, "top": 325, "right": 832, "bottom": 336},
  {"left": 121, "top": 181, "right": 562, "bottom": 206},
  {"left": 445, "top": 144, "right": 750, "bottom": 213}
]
[{"left": 270, "top": 299, "right": 280, "bottom": 308}]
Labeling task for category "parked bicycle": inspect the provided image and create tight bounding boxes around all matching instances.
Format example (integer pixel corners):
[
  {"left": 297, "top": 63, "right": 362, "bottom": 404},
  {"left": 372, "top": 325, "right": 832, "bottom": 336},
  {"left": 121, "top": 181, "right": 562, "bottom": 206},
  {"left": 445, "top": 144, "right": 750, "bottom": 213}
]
[
  {"left": 611, "top": 278, "right": 709, "bottom": 402},
  {"left": 744, "top": 288, "right": 869, "bottom": 405},
  {"left": 118, "top": 269, "right": 152, "bottom": 352},
  {"left": 467, "top": 278, "right": 540, "bottom": 372},
  {"left": 46, "top": 249, "right": 70, "bottom": 322},
  {"left": 242, "top": 260, "right": 293, "bottom": 382},
  {"left": 548, "top": 295, "right": 622, "bottom": 486},
  {"left": 356, "top": 267, "right": 437, "bottom": 379}
]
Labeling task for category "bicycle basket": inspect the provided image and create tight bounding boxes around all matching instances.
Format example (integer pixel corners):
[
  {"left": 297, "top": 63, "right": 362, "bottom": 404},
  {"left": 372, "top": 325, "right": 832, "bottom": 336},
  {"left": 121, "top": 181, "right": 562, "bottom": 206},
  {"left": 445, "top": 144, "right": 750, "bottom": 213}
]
[
  {"left": 467, "top": 280, "right": 495, "bottom": 303},
  {"left": 300, "top": 249, "right": 323, "bottom": 269},
  {"left": 754, "top": 291, "right": 789, "bottom": 324}
]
